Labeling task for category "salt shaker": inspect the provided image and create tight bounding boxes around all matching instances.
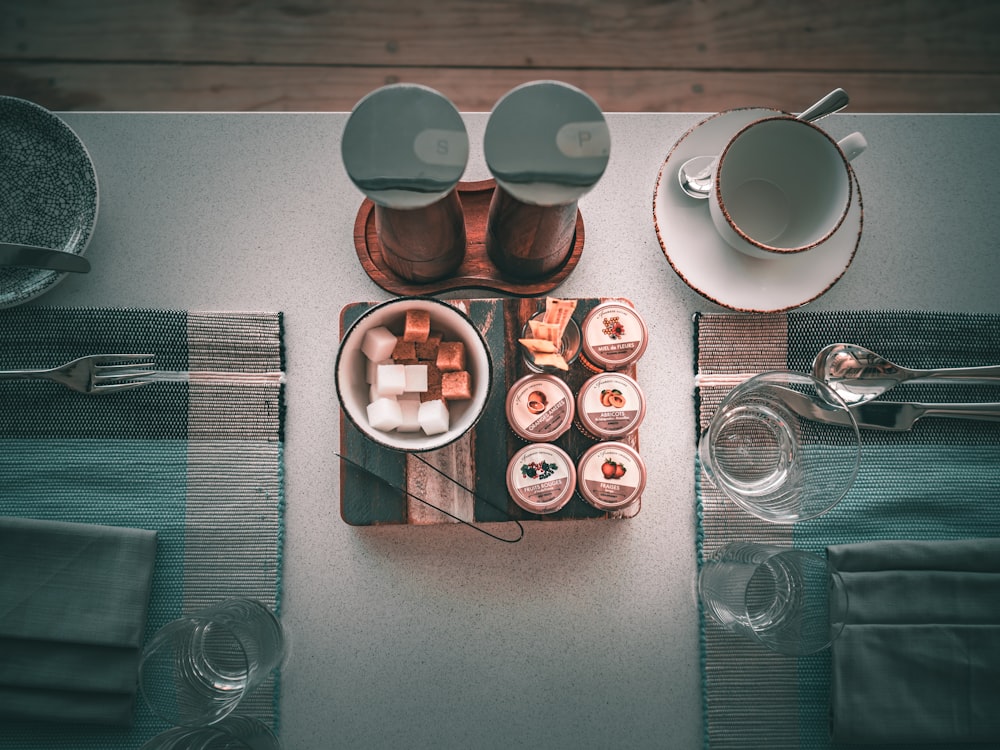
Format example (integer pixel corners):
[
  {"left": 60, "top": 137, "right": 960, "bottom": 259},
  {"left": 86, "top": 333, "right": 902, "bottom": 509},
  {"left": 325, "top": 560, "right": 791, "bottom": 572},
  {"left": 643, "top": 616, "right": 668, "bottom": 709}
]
[{"left": 342, "top": 84, "right": 469, "bottom": 283}]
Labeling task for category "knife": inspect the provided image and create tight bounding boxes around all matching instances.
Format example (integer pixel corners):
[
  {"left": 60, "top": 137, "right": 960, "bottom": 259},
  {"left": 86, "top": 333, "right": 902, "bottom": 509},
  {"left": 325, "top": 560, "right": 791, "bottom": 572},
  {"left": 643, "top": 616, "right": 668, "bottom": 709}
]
[
  {"left": 765, "top": 384, "right": 1000, "bottom": 431},
  {"left": 0, "top": 241, "right": 91, "bottom": 274}
]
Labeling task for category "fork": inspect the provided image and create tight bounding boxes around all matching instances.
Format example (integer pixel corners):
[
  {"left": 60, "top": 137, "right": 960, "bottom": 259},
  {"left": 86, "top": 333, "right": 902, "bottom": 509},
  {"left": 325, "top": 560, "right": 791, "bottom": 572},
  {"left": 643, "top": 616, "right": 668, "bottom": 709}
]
[{"left": 0, "top": 354, "right": 156, "bottom": 394}]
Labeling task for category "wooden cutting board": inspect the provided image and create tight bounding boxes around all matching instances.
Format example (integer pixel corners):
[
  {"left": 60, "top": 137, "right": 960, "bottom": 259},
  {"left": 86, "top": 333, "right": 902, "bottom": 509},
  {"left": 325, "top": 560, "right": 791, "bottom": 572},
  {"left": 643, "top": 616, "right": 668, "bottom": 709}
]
[{"left": 339, "top": 297, "right": 642, "bottom": 526}]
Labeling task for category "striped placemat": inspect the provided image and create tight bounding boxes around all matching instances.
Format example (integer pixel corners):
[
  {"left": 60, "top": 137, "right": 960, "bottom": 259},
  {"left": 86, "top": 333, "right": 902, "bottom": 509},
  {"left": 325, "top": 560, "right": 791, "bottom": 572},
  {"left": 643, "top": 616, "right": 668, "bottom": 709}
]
[
  {"left": 694, "top": 310, "right": 1000, "bottom": 750},
  {"left": 0, "top": 308, "right": 285, "bottom": 748}
]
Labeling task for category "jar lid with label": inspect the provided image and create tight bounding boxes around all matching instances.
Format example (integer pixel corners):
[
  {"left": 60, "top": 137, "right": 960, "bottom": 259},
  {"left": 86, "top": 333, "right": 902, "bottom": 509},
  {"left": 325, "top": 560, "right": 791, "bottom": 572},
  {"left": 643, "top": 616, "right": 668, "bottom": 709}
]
[
  {"left": 505, "top": 373, "right": 575, "bottom": 442},
  {"left": 506, "top": 443, "right": 577, "bottom": 514},
  {"left": 576, "top": 372, "right": 646, "bottom": 440},
  {"left": 576, "top": 442, "right": 647, "bottom": 512},
  {"left": 580, "top": 301, "right": 648, "bottom": 372}
]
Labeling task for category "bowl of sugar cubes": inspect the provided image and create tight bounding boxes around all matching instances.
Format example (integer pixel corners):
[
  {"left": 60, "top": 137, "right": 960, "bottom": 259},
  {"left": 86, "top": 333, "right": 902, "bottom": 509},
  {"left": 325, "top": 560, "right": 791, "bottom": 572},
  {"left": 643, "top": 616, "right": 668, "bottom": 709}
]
[{"left": 336, "top": 296, "right": 493, "bottom": 452}]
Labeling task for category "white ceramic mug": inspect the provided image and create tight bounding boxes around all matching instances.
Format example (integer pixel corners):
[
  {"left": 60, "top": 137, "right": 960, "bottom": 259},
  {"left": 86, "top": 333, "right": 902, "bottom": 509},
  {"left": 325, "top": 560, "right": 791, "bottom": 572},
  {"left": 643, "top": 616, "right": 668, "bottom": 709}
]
[{"left": 709, "top": 116, "right": 866, "bottom": 259}]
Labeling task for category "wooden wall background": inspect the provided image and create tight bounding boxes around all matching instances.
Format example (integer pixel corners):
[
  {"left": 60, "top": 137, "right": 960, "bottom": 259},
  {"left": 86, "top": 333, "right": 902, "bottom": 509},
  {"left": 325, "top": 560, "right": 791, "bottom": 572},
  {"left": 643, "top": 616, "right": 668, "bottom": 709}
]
[{"left": 2, "top": 0, "right": 999, "bottom": 114}]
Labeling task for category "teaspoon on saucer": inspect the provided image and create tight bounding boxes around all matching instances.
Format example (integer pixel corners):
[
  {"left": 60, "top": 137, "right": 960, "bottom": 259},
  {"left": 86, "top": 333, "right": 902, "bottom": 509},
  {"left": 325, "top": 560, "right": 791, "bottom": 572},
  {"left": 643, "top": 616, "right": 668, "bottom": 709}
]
[{"left": 678, "top": 88, "right": 850, "bottom": 199}]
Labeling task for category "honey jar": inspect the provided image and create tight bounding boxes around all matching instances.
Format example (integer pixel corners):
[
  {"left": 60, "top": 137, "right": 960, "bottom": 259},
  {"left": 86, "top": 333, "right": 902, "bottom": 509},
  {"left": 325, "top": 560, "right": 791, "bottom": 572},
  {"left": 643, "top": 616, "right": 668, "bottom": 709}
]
[{"left": 580, "top": 301, "right": 648, "bottom": 372}]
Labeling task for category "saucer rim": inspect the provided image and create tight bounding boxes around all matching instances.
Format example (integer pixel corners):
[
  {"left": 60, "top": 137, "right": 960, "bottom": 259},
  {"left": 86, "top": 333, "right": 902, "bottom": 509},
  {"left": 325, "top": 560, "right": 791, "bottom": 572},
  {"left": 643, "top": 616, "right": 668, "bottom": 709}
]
[{"left": 653, "top": 107, "right": 863, "bottom": 313}]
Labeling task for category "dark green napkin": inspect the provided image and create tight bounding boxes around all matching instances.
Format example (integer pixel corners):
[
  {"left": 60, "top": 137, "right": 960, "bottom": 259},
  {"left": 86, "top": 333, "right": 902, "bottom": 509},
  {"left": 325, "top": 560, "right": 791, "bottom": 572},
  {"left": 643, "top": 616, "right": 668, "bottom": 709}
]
[
  {"left": 827, "top": 539, "right": 1000, "bottom": 745},
  {"left": 0, "top": 516, "right": 156, "bottom": 725}
]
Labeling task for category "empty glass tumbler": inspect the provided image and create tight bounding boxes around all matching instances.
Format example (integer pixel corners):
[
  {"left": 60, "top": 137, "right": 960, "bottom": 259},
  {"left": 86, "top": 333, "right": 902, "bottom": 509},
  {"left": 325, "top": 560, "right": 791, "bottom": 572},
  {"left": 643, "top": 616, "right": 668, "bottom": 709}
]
[
  {"left": 139, "top": 715, "right": 281, "bottom": 749},
  {"left": 699, "top": 371, "right": 861, "bottom": 523},
  {"left": 698, "top": 542, "right": 848, "bottom": 655},
  {"left": 139, "top": 599, "right": 287, "bottom": 727}
]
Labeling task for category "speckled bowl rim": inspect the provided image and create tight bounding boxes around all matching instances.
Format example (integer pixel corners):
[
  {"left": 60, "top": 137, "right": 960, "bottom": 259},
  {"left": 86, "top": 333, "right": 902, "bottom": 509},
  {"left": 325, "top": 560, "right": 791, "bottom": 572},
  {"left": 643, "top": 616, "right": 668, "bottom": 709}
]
[{"left": 0, "top": 96, "right": 98, "bottom": 309}]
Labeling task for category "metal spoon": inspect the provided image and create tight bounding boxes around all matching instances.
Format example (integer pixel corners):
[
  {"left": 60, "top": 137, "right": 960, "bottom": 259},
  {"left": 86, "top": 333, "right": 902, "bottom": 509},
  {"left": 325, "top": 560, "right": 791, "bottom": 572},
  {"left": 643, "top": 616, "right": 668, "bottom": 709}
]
[
  {"left": 678, "top": 88, "right": 851, "bottom": 199},
  {"left": 812, "top": 343, "right": 1000, "bottom": 405}
]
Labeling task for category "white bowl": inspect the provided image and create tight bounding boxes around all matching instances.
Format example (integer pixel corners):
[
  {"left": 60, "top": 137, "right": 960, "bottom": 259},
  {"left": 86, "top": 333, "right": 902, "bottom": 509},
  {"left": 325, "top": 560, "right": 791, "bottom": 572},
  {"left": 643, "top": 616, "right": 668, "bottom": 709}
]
[{"left": 335, "top": 297, "right": 493, "bottom": 452}]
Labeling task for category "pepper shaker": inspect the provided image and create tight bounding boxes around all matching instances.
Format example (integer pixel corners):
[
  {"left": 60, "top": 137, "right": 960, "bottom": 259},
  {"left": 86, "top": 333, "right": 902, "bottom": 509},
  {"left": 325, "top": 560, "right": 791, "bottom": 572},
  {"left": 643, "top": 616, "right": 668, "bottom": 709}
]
[{"left": 484, "top": 81, "right": 610, "bottom": 279}]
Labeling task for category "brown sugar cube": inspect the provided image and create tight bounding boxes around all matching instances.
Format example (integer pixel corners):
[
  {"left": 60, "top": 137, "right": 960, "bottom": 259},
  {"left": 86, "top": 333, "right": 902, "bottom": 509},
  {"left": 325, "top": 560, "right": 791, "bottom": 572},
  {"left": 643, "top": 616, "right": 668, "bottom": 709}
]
[
  {"left": 391, "top": 340, "right": 417, "bottom": 361},
  {"left": 402, "top": 310, "right": 431, "bottom": 343},
  {"left": 415, "top": 332, "right": 443, "bottom": 360},
  {"left": 425, "top": 362, "right": 442, "bottom": 387},
  {"left": 441, "top": 371, "right": 472, "bottom": 400},
  {"left": 420, "top": 384, "right": 445, "bottom": 403},
  {"left": 436, "top": 341, "right": 466, "bottom": 372}
]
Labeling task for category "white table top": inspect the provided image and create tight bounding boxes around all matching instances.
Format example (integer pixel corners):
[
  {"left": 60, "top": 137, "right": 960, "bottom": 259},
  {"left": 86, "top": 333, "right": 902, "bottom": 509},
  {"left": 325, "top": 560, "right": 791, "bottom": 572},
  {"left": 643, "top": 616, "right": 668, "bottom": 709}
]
[{"left": 37, "top": 111, "right": 1000, "bottom": 749}]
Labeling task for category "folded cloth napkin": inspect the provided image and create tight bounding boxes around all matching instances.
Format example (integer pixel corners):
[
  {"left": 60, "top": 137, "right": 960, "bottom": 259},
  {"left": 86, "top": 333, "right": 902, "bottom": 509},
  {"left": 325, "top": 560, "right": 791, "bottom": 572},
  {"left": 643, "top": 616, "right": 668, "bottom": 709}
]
[
  {"left": 827, "top": 538, "right": 1000, "bottom": 745},
  {"left": 0, "top": 516, "right": 156, "bottom": 725}
]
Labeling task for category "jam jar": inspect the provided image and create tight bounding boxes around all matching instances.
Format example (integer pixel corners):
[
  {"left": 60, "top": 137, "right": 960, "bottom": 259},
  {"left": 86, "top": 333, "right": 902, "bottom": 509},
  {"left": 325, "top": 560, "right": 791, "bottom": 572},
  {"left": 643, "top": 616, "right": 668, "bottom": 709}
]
[
  {"left": 576, "top": 441, "right": 647, "bottom": 512},
  {"left": 505, "top": 373, "right": 575, "bottom": 442},
  {"left": 575, "top": 372, "right": 646, "bottom": 440},
  {"left": 580, "top": 300, "right": 648, "bottom": 372},
  {"left": 506, "top": 443, "right": 577, "bottom": 514}
]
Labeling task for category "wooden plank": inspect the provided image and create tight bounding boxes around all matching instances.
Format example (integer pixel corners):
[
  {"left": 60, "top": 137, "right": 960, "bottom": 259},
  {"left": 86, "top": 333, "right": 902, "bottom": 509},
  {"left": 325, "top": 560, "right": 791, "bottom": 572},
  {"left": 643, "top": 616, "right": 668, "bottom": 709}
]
[
  {"left": 4, "top": 63, "right": 1000, "bottom": 114},
  {"left": 3, "top": 0, "right": 999, "bottom": 73}
]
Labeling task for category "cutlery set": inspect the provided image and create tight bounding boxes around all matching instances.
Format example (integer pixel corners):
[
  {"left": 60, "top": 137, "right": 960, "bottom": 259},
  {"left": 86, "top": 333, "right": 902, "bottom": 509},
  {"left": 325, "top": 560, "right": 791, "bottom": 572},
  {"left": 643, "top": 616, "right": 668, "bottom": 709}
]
[{"left": 800, "top": 344, "right": 1000, "bottom": 430}]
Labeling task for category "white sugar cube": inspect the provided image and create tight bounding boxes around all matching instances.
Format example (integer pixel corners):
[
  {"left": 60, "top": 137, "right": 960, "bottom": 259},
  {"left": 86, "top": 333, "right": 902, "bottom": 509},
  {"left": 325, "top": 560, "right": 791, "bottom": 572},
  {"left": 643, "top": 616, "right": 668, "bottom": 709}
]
[
  {"left": 369, "top": 383, "right": 381, "bottom": 402},
  {"left": 403, "top": 364, "right": 428, "bottom": 393},
  {"left": 361, "top": 326, "right": 397, "bottom": 362},
  {"left": 366, "top": 397, "right": 402, "bottom": 432},
  {"left": 396, "top": 399, "right": 422, "bottom": 432},
  {"left": 418, "top": 399, "right": 450, "bottom": 436},
  {"left": 375, "top": 364, "right": 406, "bottom": 397}
]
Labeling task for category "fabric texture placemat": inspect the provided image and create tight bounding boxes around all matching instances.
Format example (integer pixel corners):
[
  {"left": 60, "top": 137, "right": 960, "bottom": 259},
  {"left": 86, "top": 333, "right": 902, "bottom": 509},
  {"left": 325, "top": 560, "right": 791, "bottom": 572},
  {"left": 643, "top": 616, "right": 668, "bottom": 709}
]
[
  {"left": 694, "top": 310, "right": 1000, "bottom": 750},
  {"left": 0, "top": 308, "right": 285, "bottom": 748}
]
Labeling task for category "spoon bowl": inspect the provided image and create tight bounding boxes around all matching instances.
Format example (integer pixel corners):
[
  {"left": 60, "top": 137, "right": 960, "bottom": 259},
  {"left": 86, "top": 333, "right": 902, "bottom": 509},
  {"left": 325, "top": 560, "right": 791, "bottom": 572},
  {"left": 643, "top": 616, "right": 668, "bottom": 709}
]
[{"left": 812, "top": 343, "right": 1000, "bottom": 405}]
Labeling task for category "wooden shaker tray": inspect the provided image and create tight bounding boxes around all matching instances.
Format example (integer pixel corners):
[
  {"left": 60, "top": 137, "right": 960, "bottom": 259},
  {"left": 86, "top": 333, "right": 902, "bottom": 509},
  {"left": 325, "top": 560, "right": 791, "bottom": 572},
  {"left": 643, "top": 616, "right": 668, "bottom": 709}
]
[{"left": 352, "top": 179, "right": 585, "bottom": 297}]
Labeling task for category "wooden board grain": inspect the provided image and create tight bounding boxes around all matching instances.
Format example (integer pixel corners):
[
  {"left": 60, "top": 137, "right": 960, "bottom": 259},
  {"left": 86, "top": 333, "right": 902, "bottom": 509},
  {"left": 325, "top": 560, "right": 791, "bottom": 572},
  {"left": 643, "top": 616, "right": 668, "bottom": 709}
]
[
  {"left": 5, "top": 64, "right": 999, "bottom": 115},
  {"left": 339, "top": 297, "right": 642, "bottom": 527},
  {"left": 3, "top": 0, "right": 1000, "bottom": 114},
  {"left": 5, "top": 0, "right": 999, "bottom": 72}
]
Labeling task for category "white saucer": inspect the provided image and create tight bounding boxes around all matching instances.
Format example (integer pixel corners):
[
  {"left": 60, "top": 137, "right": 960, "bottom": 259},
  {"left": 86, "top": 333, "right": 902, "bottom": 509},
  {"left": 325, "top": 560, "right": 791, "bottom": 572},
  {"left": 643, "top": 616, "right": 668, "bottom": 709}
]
[{"left": 653, "top": 108, "right": 862, "bottom": 312}]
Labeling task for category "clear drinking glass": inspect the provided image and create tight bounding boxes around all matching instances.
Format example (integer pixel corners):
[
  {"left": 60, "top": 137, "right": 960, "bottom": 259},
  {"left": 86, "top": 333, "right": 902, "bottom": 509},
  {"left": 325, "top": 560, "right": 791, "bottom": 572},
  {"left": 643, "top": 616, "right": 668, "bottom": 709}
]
[
  {"left": 698, "top": 542, "right": 848, "bottom": 655},
  {"left": 139, "top": 715, "right": 281, "bottom": 749},
  {"left": 139, "top": 599, "right": 286, "bottom": 727},
  {"left": 520, "top": 309, "right": 581, "bottom": 373},
  {"left": 698, "top": 370, "right": 861, "bottom": 523}
]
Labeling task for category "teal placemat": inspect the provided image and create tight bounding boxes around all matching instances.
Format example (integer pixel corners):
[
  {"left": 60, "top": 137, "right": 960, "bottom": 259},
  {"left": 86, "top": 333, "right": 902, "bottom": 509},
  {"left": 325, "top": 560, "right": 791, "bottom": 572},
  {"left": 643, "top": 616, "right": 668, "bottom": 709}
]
[
  {"left": 694, "top": 310, "right": 1000, "bottom": 750},
  {"left": 0, "top": 308, "right": 285, "bottom": 748}
]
